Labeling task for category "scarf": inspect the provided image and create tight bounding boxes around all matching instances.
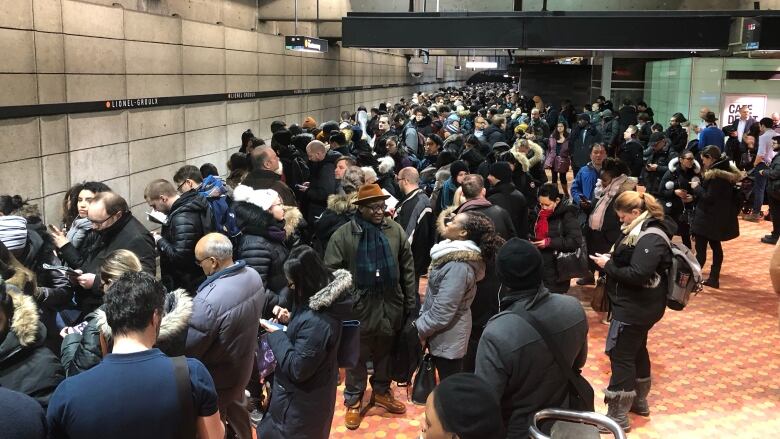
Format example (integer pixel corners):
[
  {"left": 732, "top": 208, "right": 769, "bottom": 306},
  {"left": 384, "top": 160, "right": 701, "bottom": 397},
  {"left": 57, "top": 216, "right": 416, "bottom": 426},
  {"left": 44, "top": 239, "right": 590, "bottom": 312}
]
[
  {"left": 66, "top": 217, "right": 93, "bottom": 249},
  {"left": 615, "top": 210, "right": 650, "bottom": 249},
  {"left": 535, "top": 208, "right": 553, "bottom": 241},
  {"left": 354, "top": 216, "right": 398, "bottom": 292},
  {"left": 589, "top": 174, "right": 629, "bottom": 232},
  {"left": 429, "top": 239, "right": 481, "bottom": 261},
  {"left": 0, "top": 215, "right": 28, "bottom": 251}
]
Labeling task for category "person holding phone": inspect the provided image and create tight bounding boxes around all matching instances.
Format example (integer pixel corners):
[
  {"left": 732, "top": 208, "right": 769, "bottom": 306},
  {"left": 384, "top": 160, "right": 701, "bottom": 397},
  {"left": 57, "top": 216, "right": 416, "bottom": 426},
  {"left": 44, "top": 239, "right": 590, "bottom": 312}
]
[{"left": 589, "top": 191, "right": 673, "bottom": 432}]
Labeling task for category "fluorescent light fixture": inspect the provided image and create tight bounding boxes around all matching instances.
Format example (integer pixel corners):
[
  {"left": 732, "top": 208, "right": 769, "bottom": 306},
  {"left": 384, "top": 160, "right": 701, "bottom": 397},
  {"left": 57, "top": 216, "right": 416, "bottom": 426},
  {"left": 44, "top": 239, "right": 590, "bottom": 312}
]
[
  {"left": 529, "top": 48, "right": 720, "bottom": 52},
  {"left": 466, "top": 61, "right": 498, "bottom": 68}
]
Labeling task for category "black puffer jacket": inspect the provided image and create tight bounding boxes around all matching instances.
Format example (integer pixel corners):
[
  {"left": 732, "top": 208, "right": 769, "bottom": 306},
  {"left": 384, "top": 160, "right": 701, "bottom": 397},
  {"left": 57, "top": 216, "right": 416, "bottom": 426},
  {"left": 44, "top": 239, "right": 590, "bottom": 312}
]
[
  {"left": 487, "top": 181, "right": 529, "bottom": 239},
  {"left": 0, "top": 287, "right": 64, "bottom": 407},
  {"left": 659, "top": 157, "right": 701, "bottom": 220},
  {"left": 537, "top": 202, "right": 583, "bottom": 293},
  {"left": 640, "top": 143, "right": 678, "bottom": 197},
  {"left": 484, "top": 124, "right": 507, "bottom": 147},
  {"left": 235, "top": 227, "right": 290, "bottom": 317},
  {"left": 60, "top": 289, "right": 193, "bottom": 377},
  {"left": 604, "top": 216, "right": 674, "bottom": 325},
  {"left": 666, "top": 124, "right": 688, "bottom": 152},
  {"left": 307, "top": 150, "right": 343, "bottom": 223},
  {"left": 691, "top": 157, "right": 741, "bottom": 242},
  {"left": 158, "top": 190, "right": 213, "bottom": 293}
]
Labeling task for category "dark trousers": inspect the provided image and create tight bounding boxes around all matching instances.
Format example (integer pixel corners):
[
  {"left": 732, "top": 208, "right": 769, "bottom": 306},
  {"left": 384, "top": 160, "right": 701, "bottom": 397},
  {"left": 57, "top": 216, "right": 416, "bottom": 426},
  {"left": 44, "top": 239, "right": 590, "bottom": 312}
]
[
  {"left": 462, "top": 327, "right": 484, "bottom": 373},
  {"left": 770, "top": 196, "right": 780, "bottom": 237},
  {"left": 550, "top": 171, "right": 569, "bottom": 193},
  {"left": 694, "top": 235, "right": 723, "bottom": 280},
  {"left": 432, "top": 356, "right": 463, "bottom": 381},
  {"left": 677, "top": 220, "right": 692, "bottom": 249},
  {"left": 572, "top": 164, "right": 582, "bottom": 179},
  {"left": 344, "top": 334, "right": 394, "bottom": 406},
  {"left": 607, "top": 324, "right": 652, "bottom": 392}
]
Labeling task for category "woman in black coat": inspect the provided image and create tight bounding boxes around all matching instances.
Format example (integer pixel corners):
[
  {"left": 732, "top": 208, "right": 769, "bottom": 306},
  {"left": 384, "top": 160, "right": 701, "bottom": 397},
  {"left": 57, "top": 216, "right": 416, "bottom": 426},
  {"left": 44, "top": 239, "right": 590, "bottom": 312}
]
[
  {"left": 690, "top": 146, "right": 741, "bottom": 289},
  {"left": 659, "top": 151, "right": 701, "bottom": 248},
  {"left": 258, "top": 246, "right": 353, "bottom": 439},
  {"left": 591, "top": 191, "right": 673, "bottom": 432},
  {"left": 531, "top": 183, "right": 583, "bottom": 294}
]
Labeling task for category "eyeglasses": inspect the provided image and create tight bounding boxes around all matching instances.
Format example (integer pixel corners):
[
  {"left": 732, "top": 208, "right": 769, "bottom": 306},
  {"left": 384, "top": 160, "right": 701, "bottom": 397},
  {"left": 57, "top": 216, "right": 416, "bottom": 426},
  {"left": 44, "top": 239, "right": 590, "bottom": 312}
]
[
  {"left": 88, "top": 211, "right": 118, "bottom": 225},
  {"left": 176, "top": 180, "right": 190, "bottom": 192},
  {"left": 363, "top": 204, "right": 386, "bottom": 213},
  {"left": 195, "top": 256, "right": 215, "bottom": 267}
]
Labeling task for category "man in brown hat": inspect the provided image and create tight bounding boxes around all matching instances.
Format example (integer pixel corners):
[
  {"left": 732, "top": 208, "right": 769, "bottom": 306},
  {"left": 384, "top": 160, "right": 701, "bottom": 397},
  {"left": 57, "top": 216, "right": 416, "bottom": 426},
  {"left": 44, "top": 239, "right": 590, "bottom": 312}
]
[{"left": 324, "top": 183, "right": 417, "bottom": 430}]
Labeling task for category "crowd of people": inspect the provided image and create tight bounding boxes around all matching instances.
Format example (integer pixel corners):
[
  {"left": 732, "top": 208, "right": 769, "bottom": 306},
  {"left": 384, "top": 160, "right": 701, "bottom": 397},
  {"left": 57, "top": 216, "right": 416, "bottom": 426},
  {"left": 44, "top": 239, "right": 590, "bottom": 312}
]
[{"left": 1, "top": 83, "right": 779, "bottom": 438}]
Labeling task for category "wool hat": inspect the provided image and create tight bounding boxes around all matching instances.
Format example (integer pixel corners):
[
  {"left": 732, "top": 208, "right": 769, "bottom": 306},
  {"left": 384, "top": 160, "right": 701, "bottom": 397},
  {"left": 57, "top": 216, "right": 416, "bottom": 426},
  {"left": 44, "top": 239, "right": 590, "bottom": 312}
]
[
  {"left": 232, "top": 185, "right": 280, "bottom": 210},
  {"left": 302, "top": 116, "right": 317, "bottom": 130},
  {"left": 270, "top": 120, "right": 287, "bottom": 134},
  {"left": 489, "top": 162, "right": 513, "bottom": 183},
  {"left": 492, "top": 141, "right": 511, "bottom": 153},
  {"left": 444, "top": 121, "right": 459, "bottom": 134},
  {"left": 352, "top": 183, "right": 389, "bottom": 205},
  {"left": 433, "top": 373, "right": 504, "bottom": 439},
  {"left": 648, "top": 131, "right": 666, "bottom": 146},
  {"left": 0, "top": 216, "right": 28, "bottom": 251},
  {"left": 496, "top": 238, "right": 543, "bottom": 291},
  {"left": 449, "top": 160, "right": 469, "bottom": 179},
  {"left": 577, "top": 113, "right": 591, "bottom": 122},
  {"left": 271, "top": 129, "right": 292, "bottom": 147}
]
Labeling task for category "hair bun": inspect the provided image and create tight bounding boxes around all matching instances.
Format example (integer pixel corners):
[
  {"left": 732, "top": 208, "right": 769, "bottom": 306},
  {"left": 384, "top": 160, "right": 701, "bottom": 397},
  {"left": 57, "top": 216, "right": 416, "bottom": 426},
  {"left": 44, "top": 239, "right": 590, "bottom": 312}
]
[{"left": 11, "top": 195, "right": 25, "bottom": 209}]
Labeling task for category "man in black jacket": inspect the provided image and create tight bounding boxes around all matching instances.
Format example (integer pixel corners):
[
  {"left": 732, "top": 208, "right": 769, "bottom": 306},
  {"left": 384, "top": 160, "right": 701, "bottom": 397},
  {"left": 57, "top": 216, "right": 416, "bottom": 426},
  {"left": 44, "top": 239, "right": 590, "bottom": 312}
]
[
  {"left": 454, "top": 175, "right": 516, "bottom": 240},
  {"left": 145, "top": 179, "right": 213, "bottom": 293},
  {"left": 641, "top": 132, "right": 678, "bottom": 197},
  {"left": 487, "top": 162, "right": 528, "bottom": 238},
  {"left": 393, "top": 167, "right": 434, "bottom": 298},
  {"left": 483, "top": 116, "right": 508, "bottom": 148},
  {"left": 244, "top": 147, "right": 297, "bottom": 206},
  {"left": 570, "top": 114, "right": 603, "bottom": 177},
  {"left": 305, "top": 140, "right": 342, "bottom": 224},
  {"left": 618, "top": 125, "right": 646, "bottom": 178},
  {"left": 476, "top": 238, "right": 588, "bottom": 437}
]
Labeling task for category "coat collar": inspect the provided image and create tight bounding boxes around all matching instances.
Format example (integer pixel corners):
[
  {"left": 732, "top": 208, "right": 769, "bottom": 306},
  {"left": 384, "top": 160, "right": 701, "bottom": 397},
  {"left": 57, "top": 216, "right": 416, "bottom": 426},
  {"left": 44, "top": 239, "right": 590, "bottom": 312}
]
[
  {"left": 197, "top": 260, "right": 247, "bottom": 292},
  {"left": 499, "top": 285, "right": 550, "bottom": 311}
]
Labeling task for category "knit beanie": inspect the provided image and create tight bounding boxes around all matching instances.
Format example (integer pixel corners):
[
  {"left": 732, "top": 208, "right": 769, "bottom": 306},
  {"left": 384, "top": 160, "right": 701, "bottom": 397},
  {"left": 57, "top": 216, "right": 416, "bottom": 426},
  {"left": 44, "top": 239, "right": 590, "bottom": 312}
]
[
  {"left": 0, "top": 216, "right": 28, "bottom": 251},
  {"left": 496, "top": 238, "right": 543, "bottom": 291},
  {"left": 302, "top": 116, "right": 317, "bottom": 130},
  {"left": 433, "top": 373, "right": 504, "bottom": 439},
  {"left": 444, "top": 121, "right": 459, "bottom": 134},
  {"left": 271, "top": 129, "right": 292, "bottom": 147},
  {"left": 489, "top": 162, "right": 513, "bottom": 183},
  {"left": 449, "top": 160, "right": 469, "bottom": 180}
]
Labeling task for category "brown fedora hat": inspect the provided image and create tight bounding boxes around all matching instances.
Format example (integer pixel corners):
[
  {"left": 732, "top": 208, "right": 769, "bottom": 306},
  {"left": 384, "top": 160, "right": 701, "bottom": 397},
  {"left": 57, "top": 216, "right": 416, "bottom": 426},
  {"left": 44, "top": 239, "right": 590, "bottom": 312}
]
[{"left": 353, "top": 183, "right": 390, "bottom": 205}]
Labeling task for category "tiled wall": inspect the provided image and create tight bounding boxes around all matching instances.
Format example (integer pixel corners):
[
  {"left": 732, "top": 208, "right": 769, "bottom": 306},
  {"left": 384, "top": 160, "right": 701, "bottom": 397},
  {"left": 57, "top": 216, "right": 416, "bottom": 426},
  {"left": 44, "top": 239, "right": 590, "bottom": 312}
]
[{"left": 0, "top": 0, "right": 468, "bottom": 227}]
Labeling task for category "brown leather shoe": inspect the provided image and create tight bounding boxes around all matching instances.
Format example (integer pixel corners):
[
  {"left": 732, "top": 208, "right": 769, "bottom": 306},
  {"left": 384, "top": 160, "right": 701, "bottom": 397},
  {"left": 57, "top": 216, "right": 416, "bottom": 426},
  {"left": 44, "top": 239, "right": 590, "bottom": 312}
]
[
  {"left": 345, "top": 403, "right": 362, "bottom": 430},
  {"left": 371, "top": 391, "right": 407, "bottom": 414}
]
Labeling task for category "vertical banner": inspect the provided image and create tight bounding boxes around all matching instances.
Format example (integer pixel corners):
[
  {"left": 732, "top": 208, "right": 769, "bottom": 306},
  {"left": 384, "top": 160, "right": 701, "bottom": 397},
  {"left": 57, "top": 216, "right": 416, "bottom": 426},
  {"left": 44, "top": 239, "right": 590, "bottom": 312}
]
[{"left": 721, "top": 94, "right": 767, "bottom": 125}]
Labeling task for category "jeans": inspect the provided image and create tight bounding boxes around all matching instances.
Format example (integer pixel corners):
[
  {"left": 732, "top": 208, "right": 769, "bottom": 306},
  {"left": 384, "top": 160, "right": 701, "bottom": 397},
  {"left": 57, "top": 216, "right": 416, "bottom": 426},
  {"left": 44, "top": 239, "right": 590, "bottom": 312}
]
[
  {"left": 753, "top": 172, "right": 768, "bottom": 212},
  {"left": 432, "top": 356, "right": 463, "bottom": 381},
  {"left": 344, "top": 334, "right": 394, "bottom": 406},
  {"left": 607, "top": 323, "right": 653, "bottom": 391},
  {"left": 694, "top": 234, "right": 723, "bottom": 280}
]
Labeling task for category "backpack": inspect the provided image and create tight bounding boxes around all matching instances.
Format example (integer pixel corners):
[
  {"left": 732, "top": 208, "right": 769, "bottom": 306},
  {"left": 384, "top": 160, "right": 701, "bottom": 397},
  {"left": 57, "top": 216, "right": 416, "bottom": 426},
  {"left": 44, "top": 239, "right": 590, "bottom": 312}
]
[
  {"left": 401, "top": 125, "right": 426, "bottom": 159},
  {"left": 638, "top": 227, "right": 703, "bottom": 311},
  {"left": 198, "top": 176, "right": 240, "bottom": 237}
]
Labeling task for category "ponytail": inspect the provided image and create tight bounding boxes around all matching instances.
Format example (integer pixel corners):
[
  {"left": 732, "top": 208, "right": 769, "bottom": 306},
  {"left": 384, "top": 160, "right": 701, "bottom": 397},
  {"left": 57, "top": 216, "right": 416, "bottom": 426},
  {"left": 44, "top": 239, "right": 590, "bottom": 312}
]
[{"left": 615, "top": 191, "right": 664, "bottom": 220}]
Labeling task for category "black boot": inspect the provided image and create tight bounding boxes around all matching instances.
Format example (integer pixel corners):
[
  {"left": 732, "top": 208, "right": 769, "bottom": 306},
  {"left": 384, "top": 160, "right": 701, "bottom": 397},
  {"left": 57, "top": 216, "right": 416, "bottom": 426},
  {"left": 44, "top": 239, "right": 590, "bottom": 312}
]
[
  {"left": 630, "top": 377, "right": 651, "bottom": 416},
  {"left": 602, "top": 389, "right": 635, "bottom": 432},
  {"left": 703, "top": 278, "right": 719, "bottom": 289}
]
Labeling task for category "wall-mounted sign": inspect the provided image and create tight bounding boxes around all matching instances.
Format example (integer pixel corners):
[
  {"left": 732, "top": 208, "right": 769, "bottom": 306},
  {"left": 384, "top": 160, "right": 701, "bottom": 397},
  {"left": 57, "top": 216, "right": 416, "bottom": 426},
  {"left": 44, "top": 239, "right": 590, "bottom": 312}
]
[
  {"left": 721, "top": 94, "right": 767, "bottom": 125},
  {"left": 285, "top": 35, "right": 328, "bottom": 53}
]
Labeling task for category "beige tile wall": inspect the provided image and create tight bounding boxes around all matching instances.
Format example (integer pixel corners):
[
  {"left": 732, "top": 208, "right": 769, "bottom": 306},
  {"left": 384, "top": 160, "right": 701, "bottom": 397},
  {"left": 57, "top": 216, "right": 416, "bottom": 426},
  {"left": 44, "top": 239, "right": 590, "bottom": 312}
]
[{"left": 0, "top": 0, "right": 466, "bottom": 228}]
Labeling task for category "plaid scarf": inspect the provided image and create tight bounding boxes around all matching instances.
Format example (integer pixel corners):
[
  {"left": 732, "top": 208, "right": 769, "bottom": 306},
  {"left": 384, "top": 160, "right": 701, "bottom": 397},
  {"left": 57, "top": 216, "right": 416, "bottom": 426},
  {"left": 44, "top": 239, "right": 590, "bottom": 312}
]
[{"left": 354, "top": 216, "right": 398, "bottom": 292}]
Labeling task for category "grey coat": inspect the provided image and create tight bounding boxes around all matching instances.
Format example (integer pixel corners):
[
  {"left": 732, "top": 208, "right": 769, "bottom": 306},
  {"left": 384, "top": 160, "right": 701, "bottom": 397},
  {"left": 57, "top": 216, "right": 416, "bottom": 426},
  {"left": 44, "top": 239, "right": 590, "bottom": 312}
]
[{"left": 416, "top": 249, "right": 486, "bottom": 359}]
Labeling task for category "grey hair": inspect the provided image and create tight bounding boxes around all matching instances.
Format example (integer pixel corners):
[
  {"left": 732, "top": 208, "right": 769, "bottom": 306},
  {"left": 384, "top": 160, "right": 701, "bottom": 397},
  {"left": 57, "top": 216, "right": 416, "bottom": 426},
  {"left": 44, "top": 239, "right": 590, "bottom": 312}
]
[{"left": 202, "top": 234, "right": 233, "bottom": 259}]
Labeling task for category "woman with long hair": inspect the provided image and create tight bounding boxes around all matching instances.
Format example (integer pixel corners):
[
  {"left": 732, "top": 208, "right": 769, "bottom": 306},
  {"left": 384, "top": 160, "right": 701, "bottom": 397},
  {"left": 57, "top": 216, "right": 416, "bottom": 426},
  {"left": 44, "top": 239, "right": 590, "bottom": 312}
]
[
  {"left": 590, "top": 191, "right": 674, "bottom": 431},
  {"left": 546, "top": 122, "right": 571, "bottom": 195},
  {"left": 415, "top": 211, "right": 505, "bottom": 380},
  {"left": 689, "top": 145, "right": 741, "bottom": 288},
  {"left": 258, "top": 246, "right": 353, "bottom": 439},
  {"left": 51, "top": 182, "right": 111, "bottom": 251}
]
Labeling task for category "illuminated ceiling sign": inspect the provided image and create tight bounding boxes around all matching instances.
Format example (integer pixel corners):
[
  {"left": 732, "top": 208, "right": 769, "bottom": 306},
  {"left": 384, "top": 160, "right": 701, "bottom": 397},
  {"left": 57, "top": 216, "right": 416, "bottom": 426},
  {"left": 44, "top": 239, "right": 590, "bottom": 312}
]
[{"left": 285, "top": 35, "right": 329, "bottom": 53}]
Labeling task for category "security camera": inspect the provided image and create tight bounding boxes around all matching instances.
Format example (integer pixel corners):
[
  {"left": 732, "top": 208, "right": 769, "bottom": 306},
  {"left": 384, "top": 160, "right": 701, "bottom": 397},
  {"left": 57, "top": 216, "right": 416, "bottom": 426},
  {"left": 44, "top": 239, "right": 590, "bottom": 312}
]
[{"left": 408, "top": 56, "right": 424, "bottom": 78}]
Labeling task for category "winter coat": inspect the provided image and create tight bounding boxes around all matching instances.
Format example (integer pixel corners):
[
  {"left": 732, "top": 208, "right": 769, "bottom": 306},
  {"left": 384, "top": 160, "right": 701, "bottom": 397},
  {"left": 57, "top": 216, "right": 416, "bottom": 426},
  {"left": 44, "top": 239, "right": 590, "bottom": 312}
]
[
  {"left": 235, "top": 228, "right": 290, "bottom": 315},
  {"left": 10, "top": 223, "right": 69, "bottom": 309},
  {"left": 460, "top": 147, "right": 486, "bottom": 174},
  {"left": 313, "top": 193, "right": 356, "bottom": 257},
  {"left": 570, "top": 162, "right": 600, "bottom": 202},
  {"left": 259, "top": 270, "right": 354, "bottom": 439},
  {"left": 545, "top": 137, "right": 571, "bottom": 173},
  {"left": 618, "top": 105, "right": 638, "bottom": 133},
  {"left": 242, "top": 169, "right": 297, "bottom": 206},
  {"left": 659, "top": 157, "right": 701, "bottom": 221},
  {"left": 158, "top": 190, "right": 213, "bottom": 293},
  {"left": 604, "top": 216, "right": 675, "bottom": 325},
  {"left": 443, "top": 133, "right": 465, "bottom": 157},
  {"left": 524, "top": 140, "right": 548, "bottom": 184},
  {"left": 570, "top": 125, "right": 602, "bottom": 170},
  {"left": 764, "top": 152, "right": 780, "bottom": 200},
  {"left": 60, "top": 289, "right": 193, "bottom": 377},
  {"left": 476, "top": 287, "right": 588, "bottom": 438},
  {"left": 691, "top": 158, "right": 741, "bottom": 242},
  {"left": 536, "top": 202, "right": 583, "bottom": 293},
  {"left": 699, "top": 125, "right": 725, "bottom": 150},
  {"left": 586, "top": 177, "right": 637, "bottom": 256},
  {"left": 618, "top": 140, "right": 645, "bottom": 179},
  {"left": 393, "top": 189, "right": 435, "bottom": 277},
  {"left": 487, "top": 181, "right": 529, "bottom": 239},
  {"left": 451, "top": 199, "right": 517, "bottom": 240},
  {"left": 484, "top": 124, "right": 507, "bottom": 147},
  {"left": 417, "top": 244, "right": 486, "bottom": 359},
  {"left": 0, "top": 287, "right": 64, "bottom": 407},
  {"left": 666, "top": 124, "right": 688, "bottom": 153},
  {"left": 59, "top": 213, "right": 156, "bottom": 317},
  {"left": 599, "top": 116, "right": 620, "bottom": 148},
  {"left": 185, "top": 261, "right": 264, "bottom": 392},
  {"left": 640, "top": 143, "right": 678, "bottom": 197},
  {"left": 324, "top": 218, "right": 417, "bottom": 337}
]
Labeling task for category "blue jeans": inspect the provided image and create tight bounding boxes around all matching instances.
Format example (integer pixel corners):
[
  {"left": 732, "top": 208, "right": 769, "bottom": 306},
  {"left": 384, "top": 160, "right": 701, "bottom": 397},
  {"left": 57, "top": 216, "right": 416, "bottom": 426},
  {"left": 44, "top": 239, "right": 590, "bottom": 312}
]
[{"left": 753, "top": 172, "right": 768, "bottom": 212}]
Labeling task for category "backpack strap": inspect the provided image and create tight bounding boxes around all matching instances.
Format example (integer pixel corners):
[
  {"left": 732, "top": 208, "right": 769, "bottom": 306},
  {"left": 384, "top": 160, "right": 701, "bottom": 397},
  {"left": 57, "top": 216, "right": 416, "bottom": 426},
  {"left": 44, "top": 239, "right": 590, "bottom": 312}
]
[
  {"left": 172, "top": 356, "right": 196, "bottom": 439},
  {"left": 637, "top": 227, "right": 671, "bottom": 248}
]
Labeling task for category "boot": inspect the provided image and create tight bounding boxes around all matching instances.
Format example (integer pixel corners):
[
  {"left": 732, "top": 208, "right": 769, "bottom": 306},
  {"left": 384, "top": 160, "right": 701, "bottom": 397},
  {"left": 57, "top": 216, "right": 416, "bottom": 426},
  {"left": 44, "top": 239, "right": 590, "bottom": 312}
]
[
  {"left": 370, "top": 391, "right": 407, "bottom": 414},
  {"left": 630, "top": 377, "right": 651, "bottom": 416},
  {"left": 602, "top": 389, "right": 635, "bottom": 432},
  {"left": 344, "top": 402, "right": 363, "bottom": 430}
]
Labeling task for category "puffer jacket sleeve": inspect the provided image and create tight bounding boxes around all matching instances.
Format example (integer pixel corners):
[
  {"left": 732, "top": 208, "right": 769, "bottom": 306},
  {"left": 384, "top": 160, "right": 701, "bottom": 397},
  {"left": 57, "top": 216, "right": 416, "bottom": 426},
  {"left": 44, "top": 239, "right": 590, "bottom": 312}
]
[
  {"left": 604, "top": 233, "right": 669, "bottom": 287},
  {"left": 236, "top": 236, "right": 272, "bottom": 284},
  {"left": 307, "top": 161, "right": 338, "bottom": 205},
  {"left": 659, "top": 170, "right": 676, "bottom": 200},
  {"left": 548, "top": 209, "right": 582, "bottom": 252},
  {"left": 416, "top": 262, "right": 474, "bottom": 339},
  {"left": 184, "top": 296, "right": 218, "bottom": 359},
  {"left": 266, "top": 315, "right": 333, "bottom": 383},
  {"left": 60, "top": 313, "right": 103, "bottom": 377},
  {"left": 157, "top": 211, "right": 201, "bottom": 268}
]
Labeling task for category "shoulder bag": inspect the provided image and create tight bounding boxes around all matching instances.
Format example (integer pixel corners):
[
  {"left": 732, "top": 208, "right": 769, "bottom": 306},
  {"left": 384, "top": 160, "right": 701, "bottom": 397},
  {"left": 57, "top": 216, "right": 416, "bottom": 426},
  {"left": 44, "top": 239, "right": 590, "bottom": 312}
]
[{"left": 172, "top": 356, "right": 196, "bottom": 439}]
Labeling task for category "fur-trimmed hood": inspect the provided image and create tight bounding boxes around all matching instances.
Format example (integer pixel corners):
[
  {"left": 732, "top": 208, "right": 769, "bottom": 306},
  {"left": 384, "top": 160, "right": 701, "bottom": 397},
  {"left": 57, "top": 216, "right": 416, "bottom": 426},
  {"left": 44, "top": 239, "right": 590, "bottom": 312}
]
[
  {"left": 96, "top": 289, "right": 193, "bottom": 342},
  {"left": 282, "top": 205, "right": 304, "bottom": 238},
  {"left": 510, "top": 148, "right": 532, "bottom": 172},
  {"left": 703, "top": 159, "right": 742, "bottom": 183},
  {"left": 308, "top": 269, "right": 352, "bottom": 311},
  {"left": 436, "top": 205, "right": 458, "bottom": 236},
  {"left": 525, "top": 140, "right": 545, "bottom": 168},
  {"left": 668, "top": 157, "right": 701, "bottom": 174},
  {"left": 4, "top": 287, "right": 40, "bottom": 347},
  {"left": 326, "top": 192, "right": 358, "bottom": 215}
]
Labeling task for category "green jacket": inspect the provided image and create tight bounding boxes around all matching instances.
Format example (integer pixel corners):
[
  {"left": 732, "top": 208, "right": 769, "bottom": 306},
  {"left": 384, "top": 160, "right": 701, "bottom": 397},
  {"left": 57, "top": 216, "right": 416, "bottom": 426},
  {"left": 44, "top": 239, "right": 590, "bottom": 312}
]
[{"left": 324, "top": 218, "right": 417, "bottom": 337}]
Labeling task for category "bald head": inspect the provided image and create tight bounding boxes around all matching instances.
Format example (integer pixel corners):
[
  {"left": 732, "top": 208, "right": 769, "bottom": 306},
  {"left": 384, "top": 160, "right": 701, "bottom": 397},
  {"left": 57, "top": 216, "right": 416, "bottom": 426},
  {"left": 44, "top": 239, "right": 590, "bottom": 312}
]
[
  {"left": 397, "top": 166, "right": 420, "bottom": 194},
  {"left": 306, "top": 140, "right": 327, "bottom": 162},
  {"left": 195, "top": 233, "right": 233, "bottom": 275}
]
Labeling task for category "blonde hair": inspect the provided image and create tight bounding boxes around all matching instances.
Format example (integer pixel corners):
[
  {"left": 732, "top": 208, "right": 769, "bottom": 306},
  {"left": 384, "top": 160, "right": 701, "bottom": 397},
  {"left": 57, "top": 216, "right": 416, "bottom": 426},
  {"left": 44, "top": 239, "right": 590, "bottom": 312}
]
[
  {"left": 614, "top": 191, "right": 664, "bottom": 220},
  {"left": 100, "top": 249, "right": 142, "bottom": 286}
]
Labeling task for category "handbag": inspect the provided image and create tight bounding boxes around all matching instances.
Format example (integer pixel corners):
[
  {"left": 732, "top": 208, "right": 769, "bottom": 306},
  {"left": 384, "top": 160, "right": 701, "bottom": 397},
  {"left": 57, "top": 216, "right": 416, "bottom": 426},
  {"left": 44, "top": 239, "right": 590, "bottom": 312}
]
[
  {"left": 256, "top": 333, "right": 277, "bottom": 379},
  {"left": 590, "top": 276, "right": 610, "bottom": 313},
  {"left": 511, "top": 306, "right": 595, "bottom": 412},
  {"left": 337, "top": 320, "right": 361, "bottom": 369},
  {"left": 411, "top": 346, "right": 437, "bottom": 405}
]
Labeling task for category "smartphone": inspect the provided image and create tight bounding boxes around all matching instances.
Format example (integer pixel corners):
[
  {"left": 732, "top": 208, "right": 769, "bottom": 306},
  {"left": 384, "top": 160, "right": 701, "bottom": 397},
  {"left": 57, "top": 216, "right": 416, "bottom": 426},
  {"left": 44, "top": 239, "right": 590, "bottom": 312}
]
[
  {"left": 259, "top": 319, "right": 286, "bottom": 332},
  {"left": 42, "top": 263, "right": 81, "bottom": 276}
]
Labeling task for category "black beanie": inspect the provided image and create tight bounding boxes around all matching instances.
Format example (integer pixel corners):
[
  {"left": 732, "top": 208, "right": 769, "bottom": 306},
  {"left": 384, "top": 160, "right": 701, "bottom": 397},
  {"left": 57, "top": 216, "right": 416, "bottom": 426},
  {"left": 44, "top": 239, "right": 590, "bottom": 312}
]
[
  {"left": 489, "top": 161, "right": 513, "bottom": 183},
  {"left": 271, "top": 129, "right": 292, "bottom": 147},
  {"left": 433, "top": 373, "right": 504, "bottom": 439},
  {"left": 449, "top": 160, "right": 469, "bottom": 180},
  {"left": 496, "top": 238, "right": 543, "bottom": 291}
]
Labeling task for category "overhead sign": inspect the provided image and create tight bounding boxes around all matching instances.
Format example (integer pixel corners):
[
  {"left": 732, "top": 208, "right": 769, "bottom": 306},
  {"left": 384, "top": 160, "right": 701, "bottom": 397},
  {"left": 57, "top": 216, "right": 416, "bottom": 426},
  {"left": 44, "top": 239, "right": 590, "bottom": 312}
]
[
  {"left": 743, "top": 18, "right": 761, "bottom": 51},
  {"left": 721, "top": 94, "right": 767, "bottom": 125},
  {"left": 285, "top": 35, "right": 328, "bottom": 53}
]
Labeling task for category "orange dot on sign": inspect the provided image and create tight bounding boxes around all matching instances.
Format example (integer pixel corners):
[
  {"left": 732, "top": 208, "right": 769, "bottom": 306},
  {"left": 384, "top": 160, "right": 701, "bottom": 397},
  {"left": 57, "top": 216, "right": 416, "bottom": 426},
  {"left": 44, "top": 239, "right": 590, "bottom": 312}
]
[{"left": 105, "top": 101, "right": 111, "bottom": 108}]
